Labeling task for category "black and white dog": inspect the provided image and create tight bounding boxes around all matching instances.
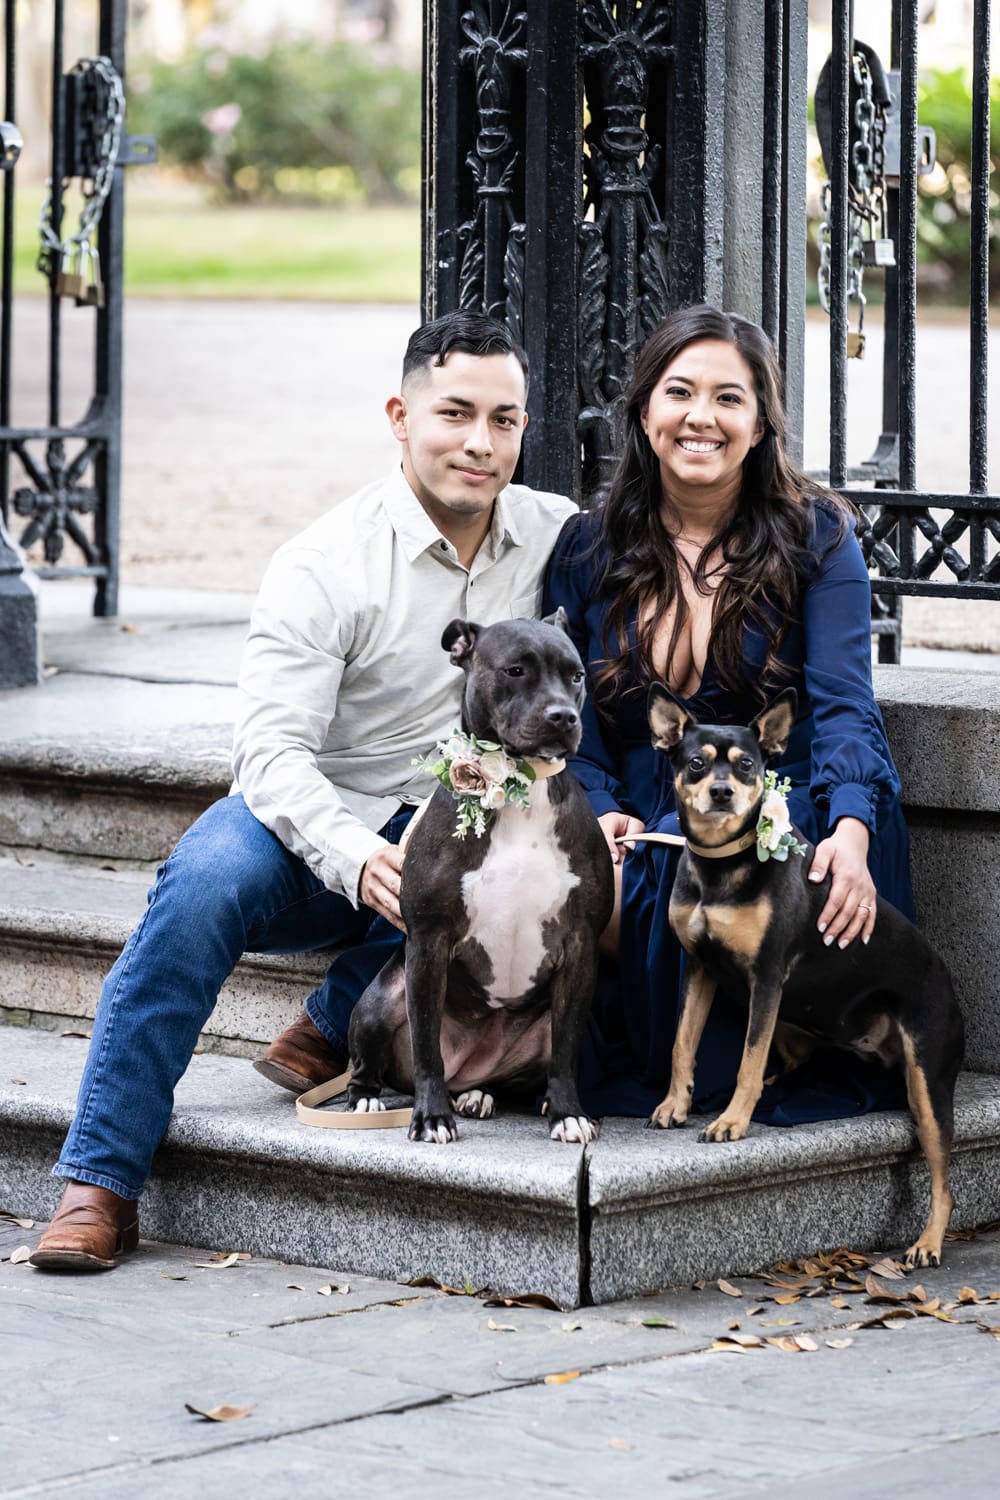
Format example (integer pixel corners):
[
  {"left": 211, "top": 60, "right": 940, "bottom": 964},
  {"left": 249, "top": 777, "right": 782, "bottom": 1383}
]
[{"left": 346, "top": 611, "right": 614, "bottom": 1144}]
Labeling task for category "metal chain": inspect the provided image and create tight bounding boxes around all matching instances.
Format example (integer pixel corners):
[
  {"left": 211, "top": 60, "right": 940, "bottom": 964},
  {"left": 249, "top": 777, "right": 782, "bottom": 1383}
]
[
  {"left": 816, "top": 51, "right": 889, "bottom": 334},
  {"left": 37, "top": 56, "right": 124, "bottom": 279}
]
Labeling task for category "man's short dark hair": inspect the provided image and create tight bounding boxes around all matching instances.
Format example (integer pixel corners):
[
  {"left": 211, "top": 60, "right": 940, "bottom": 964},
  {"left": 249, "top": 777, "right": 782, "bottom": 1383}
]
[{"left": 402, "top": 310, "right": 529, "bottom": 392}]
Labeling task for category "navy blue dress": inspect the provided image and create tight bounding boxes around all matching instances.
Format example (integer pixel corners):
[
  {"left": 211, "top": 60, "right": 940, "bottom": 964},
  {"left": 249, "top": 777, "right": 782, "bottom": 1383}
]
[{"left": 543, "top": 503, "right": 913, "bottom": 1125}]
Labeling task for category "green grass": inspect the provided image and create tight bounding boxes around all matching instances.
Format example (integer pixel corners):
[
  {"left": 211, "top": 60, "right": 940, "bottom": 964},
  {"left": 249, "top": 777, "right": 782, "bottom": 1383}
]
[{"left": 13, "top": 191, "right": 420, "bottom": 302}]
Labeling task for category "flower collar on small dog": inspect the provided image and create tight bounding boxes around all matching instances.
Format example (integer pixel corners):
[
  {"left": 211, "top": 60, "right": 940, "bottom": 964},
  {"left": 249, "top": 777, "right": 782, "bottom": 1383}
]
[
  {"left": 755, "top": 772, "right": 808, "bottom": 863},
  {"left": 416, "top": 730, "right": 564, "bottom": 839}
]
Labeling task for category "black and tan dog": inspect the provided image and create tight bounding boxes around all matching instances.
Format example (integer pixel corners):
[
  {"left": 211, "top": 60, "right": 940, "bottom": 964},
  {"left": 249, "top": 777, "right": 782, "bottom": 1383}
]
[{"left": 645, "top": 683, "right": 965, "bottom": 1269}]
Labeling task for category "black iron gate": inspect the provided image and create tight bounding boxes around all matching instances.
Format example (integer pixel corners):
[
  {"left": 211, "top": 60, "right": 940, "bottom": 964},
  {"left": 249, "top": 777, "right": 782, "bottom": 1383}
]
[
  {"left": 423, "top": 1, "right": 996, "bottom": 660},
  {"left": 0, "top": 0, "right": 152, "bottom": 669}
]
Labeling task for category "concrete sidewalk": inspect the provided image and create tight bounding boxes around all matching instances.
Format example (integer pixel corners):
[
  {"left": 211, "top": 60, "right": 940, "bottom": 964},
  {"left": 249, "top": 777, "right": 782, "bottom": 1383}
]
[{"left": 3, "top": 1209, "right": 1000, "bottom": 1497}]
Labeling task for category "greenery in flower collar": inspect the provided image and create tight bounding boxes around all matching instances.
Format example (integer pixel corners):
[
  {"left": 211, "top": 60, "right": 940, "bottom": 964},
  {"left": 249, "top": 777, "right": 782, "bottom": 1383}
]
[
  {"left": 416, "top": 729, "right": 536, "bottom": 839},
  {"left": 756, "top": 771, "right": 808, "bottom": 863}
]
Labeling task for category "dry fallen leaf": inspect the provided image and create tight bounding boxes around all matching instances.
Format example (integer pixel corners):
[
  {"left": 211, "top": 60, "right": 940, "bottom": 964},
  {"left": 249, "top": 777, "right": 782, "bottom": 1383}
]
[
  {"left": 728, "top": 1319, "right": 740, "bottom": 1330},
  {"left": 912, "top": 1297, "right": 942, "bottom": 1315},
  {"left": 717, "top": 1332, "right": 764, "bottom": 1348},
  {"left": 761, "top": 1317, "right": 798, "bottom": 1327},
  {"left": 826, "top": 1338, "right": 854, "bottom": 1349},
  {"left": 9, "top": 1079, "right": 26, "bottom": 1086},
  {"left": 766, "top": 1336, "right": 805, "bottom": 1352},
  {"left": 747, "top": 1305, "right": 765, "bottom": 1316},
  {"left": 865, "top": 1274, "right": 907, "bottom": 1303},
  {"left": 773, "top": 1293, "right": 802, "bottom": 1305},
  {"left": 193, "top": 1252, "right": 243, "bottom": 1271},
  {"left": 60, "top": 1031, "right": 92, "bottom": 1040},
  {"left": 977, "top": 1324, "right": 1000, "bottom": 1341},
  {"left": 794, "top": 1334, "right": 819, "bottom": 1351},
  {"left": 909, "top": 1285, "right": 927, "bottom": 1303},
  {"left": 161, "top": 1273, "right": 186, "bottom": 1281},
  {"left": 0, "top": 1213, "right": 35, "bottom": 1230},
  {"left": 487, "top": 1317, "right": 517, "bottom": 1333},
  {"left": 868, "top": 1258, "right": 906, "bottom": 1279},
  {"left": 717, "top": 1279, "right": 742, "bottom": 1298},
  {"left": 317, "top": 1284, "right": 334, "bottom": 1296},
  {"left": 184, "top": 1403, "right": 253, "bottom": 1423},
  {"left": 641, "top": 1316, "right": 675, "bottom": 1329},
  {"left": 485, "top": 1292, "right": 561, "bottom": 1311},
  {"left": 9, "top": 1246, "right": 31, "bottom": 1264},
  {"left": 562, "top": 1320, "right": 583, "bottom": 1332},
  {"left": 607, "top": 1439, "right": 633, "bottom": 1451},
  {"left": 287, "top": 1283, "right": 303, "bottom": 1291},
  {"left": 957, "top": 1286, "right": 980, "bottom": 1305},
  {"left": 543, "top": 1370, "right": 580, "bottom": 1385},
  {"left": 830, "top": 1296, "right": 850, "bottom": 1310}
]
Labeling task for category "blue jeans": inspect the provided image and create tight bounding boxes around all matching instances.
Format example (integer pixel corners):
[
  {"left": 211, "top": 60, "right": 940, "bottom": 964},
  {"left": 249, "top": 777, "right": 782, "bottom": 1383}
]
[{"left": 55, "top": 794, "right": 410, "bottom": 1200}]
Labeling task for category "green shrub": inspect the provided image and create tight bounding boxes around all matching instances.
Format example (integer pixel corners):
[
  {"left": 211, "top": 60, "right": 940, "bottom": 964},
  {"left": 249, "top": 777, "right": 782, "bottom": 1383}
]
[
  {"left": 127, "top": 40, "right": 421, "bottom": 204},
  {"left": 917, "top": 67, "right": 1000, "bottom": 297}
]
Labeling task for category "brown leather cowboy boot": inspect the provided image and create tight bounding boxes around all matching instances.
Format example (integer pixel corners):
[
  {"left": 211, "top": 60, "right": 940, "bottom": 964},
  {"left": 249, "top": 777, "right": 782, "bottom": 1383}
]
[
  {"left": 29, "top": 1181, "right": 139, "bottom": 1272},
  {"left": 253, "top": 1009, "right": 346, "bottom": 1093}
]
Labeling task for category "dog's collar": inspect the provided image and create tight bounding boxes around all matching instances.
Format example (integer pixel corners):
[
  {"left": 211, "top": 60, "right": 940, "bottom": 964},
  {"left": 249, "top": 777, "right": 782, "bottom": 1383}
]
[
  {"left": 616, "top": 828, "right": 757, "bottom": 860},
  {"left": 523, "top": 757, "right": 566, "bottom": 780}
]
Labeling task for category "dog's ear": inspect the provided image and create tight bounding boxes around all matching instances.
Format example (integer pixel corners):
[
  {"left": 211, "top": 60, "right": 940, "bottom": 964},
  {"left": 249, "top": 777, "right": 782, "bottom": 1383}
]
[
  {"left": 647, "top": 682, "right": 691, "bottom": 752},
  {"left": 441, "top": 618, "right": 481, "bottom": 668},
  {"left": 541, "top": 605, "right": 570, "bottom": 635},
  {"left": 750, "top": 688, "right": 798, "bottom": 757}
]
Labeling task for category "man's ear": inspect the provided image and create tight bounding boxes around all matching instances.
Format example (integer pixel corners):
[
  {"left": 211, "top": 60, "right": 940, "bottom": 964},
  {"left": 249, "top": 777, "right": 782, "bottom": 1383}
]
[
  {"left": 385, "top": 394, "right": 407, "bottom": 442},
  {"left": 750, "top": 688, "right": 797, "bottom": 757},
  {"left": 441, "top": 618, "right": 481, "bottom": 668},
  {"left": 647, "top": 682, "right": 691, "bottom": 751},
  {"left": 542, "top": 606, "right": 570, "bottom": 635}
]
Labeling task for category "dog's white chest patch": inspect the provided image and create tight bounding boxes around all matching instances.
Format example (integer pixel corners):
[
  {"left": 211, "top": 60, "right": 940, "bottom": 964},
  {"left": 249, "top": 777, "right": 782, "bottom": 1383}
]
[{"left": 460, "top": 782, "right": 579, "bottom": 1006}]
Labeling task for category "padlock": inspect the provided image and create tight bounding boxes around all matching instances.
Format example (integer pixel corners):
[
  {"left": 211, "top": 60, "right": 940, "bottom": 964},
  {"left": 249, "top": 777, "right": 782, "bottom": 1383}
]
[
  {"left": 55, "top": 248, "right": 85, "bottom": 300},
  {"left": 862, "top": 238, "right": 896, "bottom": 268},
  {"left": 80, "top": 248, "right": 105, "bottom": 309},
  {"left": 846, "top": 330, "right": 866, "bottom": 359}
]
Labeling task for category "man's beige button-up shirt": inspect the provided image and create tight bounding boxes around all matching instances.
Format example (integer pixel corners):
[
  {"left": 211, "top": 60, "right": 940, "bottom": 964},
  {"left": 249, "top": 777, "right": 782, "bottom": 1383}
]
[{"left": 232, "top": 466, "right": 576, "bottom": 904}]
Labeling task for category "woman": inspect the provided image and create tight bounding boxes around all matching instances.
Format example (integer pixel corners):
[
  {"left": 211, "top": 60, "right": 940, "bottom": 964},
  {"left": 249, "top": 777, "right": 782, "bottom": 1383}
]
[{"left": 544, "top": 305, "right": 913, "bottom": 1124}]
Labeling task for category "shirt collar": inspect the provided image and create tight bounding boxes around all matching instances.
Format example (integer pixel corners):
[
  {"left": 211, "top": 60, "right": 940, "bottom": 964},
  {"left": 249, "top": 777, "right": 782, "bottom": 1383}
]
[{"left": 381, "top": 465, "right": 523, "bottom": 564}]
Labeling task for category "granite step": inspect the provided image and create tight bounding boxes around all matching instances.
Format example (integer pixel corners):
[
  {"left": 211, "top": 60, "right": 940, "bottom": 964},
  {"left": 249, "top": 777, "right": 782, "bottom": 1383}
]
[
  {"left": 0, "top": 848, "right": 334, "bottom": 1053},
  {"left": 3, "top": 1026, "right": 999, "bottom": 1307},
  {"left": 0, "top": 672, "right": 235, "bottom": 862}
]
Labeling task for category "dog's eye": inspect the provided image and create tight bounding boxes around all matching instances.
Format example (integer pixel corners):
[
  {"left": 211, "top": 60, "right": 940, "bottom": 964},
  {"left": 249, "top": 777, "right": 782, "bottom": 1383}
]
[
  {"left": 503, "top": 666, "right": 525, "bottom": 678},
  {"left": 688, "top": 755, "right": 705, "bottom": 774},
  {"left": 738, "top": 756, "right": 754, "bottom": 774},
  {"left": 571, "top": 670, "right": 584, "bottom": 684}
]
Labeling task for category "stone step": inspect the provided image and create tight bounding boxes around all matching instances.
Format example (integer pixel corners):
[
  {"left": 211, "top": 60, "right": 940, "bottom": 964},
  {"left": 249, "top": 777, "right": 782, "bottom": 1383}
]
[
  {"left": 3, "top": 1026, "right": 999, "bottom": 1307},
  {"left": 0, "top": 673, "right": 235, "bottom": 862},
  {"left": 0, "top": 849, "right": 333, "bottom": 1053}
]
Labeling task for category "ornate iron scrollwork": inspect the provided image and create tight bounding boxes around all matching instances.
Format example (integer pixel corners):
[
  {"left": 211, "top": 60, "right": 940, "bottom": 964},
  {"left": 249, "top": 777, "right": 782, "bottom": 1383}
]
[
  {"left": 578, "top": 1, "right": 674, "bottom": 497},
  {"left": 457, "top": 3, "right": 527, "bottom": 327},
  {"left": 12, "top": 439, "right": 101, "bottom": 567}
]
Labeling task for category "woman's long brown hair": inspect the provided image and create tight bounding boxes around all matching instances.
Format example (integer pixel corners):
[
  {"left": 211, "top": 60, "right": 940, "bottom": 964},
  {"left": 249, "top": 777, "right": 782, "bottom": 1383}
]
[{"left": 592, "top": 305, "right": 851, "bottom": 706}]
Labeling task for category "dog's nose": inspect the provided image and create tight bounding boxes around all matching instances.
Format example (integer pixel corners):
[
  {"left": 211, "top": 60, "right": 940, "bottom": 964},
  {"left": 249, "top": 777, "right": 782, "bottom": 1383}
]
[
  {"left": 709, "top": 781, "right": 735, "bottom": 805},
  {"left": 544, "top": 704, "right": 580, "bottom": 731}
]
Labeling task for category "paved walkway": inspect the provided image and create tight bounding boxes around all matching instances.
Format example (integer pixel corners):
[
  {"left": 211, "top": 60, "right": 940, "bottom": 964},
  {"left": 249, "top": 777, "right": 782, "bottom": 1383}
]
[{"left": 3, "top": 1209, "right": 1000, "bottom": 1497}]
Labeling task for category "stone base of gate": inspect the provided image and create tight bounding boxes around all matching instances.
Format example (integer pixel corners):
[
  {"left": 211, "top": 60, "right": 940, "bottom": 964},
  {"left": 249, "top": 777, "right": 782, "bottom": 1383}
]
[{"left": 4, "top": 1027, "right": 1000, "bottom": 1309}]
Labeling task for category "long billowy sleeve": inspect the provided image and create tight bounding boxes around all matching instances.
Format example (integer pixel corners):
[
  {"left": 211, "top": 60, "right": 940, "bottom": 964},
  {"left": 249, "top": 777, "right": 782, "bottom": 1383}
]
[{"left": 802, "top": 517, "right": 901, "bottom": 833}]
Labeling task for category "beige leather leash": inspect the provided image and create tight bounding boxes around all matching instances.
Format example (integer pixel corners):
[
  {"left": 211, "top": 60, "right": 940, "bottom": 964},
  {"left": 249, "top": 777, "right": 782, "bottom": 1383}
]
[
  {"left": 616, "top": 829, "right": 758, "bottom": 859},
  {"left": 296, "top": 1071, "right": 413, "bottom": 1130},
  {"left": 296, "top": 756, "right": 568, "bottom": 1133}
]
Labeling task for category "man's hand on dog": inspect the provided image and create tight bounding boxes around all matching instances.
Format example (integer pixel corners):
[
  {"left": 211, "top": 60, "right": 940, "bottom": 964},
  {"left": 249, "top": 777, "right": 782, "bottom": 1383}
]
[
  {"left": 809, "top": 816, "right": 877, "bottom": 948},
  {"left": 360, "top": 845, "right": 407, "bottom": 932},
  {"left": 598, "top": 810, "right": 646, "bottom": 864}
]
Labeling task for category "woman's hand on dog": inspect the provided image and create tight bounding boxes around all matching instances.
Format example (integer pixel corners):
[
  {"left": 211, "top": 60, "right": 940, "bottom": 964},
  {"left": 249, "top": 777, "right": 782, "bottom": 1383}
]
[
  {"left": 598, "top": 810, "right": 646, "bottom": 865},
  {"left": 360, "top": 845, "right": 407, "bottom": 932},
  {"left": 809, "top": 816, "right": 876, "bottom": 948}
]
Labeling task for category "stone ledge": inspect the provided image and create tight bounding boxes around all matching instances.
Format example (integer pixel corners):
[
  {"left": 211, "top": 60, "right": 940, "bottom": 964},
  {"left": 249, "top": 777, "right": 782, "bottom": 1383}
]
[
  {"left": 3, "top": 1026, "right": 998, "bottom": 1308},
  {"left": 874, "top": 664, "right": 1000, "bottom": 813}
]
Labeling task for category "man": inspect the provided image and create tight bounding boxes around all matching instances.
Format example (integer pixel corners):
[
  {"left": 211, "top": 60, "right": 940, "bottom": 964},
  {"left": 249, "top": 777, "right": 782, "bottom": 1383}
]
[{"left": 30, "top": 311, "right": 575, "bottom": 1272}]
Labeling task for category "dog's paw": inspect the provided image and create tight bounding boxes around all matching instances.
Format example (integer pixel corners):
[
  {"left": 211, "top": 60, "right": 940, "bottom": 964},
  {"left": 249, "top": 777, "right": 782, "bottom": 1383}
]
[
  {"left": 451, "top": 1089, "right": 495, "bottom": 1119},
  {"left": 408, "top": 1109, "right": 459, "bottom": 1144},
  {"left": 351, "top": 1096, "right": 385, "bottom": 1114},
  {"left": 903, "top": 1237, "right": 943, "bottom": 1270},
  {"left": 647, "top": 1095, "right": 689, "bottom": 1130},
  {"left": 548, "top": 1114, "right": 600, "bottom": 1144},
  {"left": 699, "top": 1111, "right": 751, "bottom": 1143}
]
